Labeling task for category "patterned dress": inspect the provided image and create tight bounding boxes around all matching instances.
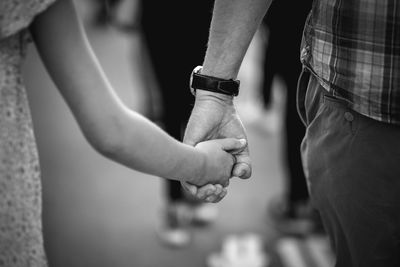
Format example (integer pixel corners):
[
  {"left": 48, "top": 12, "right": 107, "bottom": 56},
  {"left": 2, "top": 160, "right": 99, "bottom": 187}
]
[{"left": 0, "top": 0, "right": 56, "bottom": 266}]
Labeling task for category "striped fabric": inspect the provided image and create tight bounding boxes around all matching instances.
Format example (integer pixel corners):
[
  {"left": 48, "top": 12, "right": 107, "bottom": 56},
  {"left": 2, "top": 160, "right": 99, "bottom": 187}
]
[{"left": 301, "top": 0, "right": 400, "bottom": 124}]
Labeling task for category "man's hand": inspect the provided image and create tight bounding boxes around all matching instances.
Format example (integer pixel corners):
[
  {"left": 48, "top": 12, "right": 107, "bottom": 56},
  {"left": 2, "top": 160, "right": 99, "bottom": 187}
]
[
  {"left": 184, "top": 91, "right": 252, "bottom": 178},
  {"left": 181, "top": 91, "right": 252, "bottom": 201}
]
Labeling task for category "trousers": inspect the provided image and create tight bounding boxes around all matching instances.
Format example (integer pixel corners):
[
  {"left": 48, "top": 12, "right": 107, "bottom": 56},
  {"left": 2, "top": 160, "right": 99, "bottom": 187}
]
[{"left": 297, "top": 68, "right": 400, "bottom": 267}]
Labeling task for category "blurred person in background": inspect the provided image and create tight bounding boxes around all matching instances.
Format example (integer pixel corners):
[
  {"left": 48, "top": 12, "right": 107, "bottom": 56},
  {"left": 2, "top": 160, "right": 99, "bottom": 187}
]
[
  {"left": 139, "top": 0, "right": 222, "bottom": 248},
  {"left": 184, "top": 0, "right": 400, "bottom": 266},
  {"left": 89, "top": 1, "right": 218, "bottom": 247},
  {"left": 91, "top": 0, "right": 141, "bottom": 33},
  {"left": 0, "top": 0, "right": 244, "bottom": 265},
  {"left": 260, "top": 0, "right": 321, "bottom": 235},
  {"left": 91, "top": 0, "right": 122, "bottom": 27}
]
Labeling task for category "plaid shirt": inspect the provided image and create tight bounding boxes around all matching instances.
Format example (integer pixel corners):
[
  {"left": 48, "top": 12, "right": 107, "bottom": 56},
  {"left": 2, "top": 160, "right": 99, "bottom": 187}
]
[{"left": 301, "top": 0, "right": 400, "bottom": 124}]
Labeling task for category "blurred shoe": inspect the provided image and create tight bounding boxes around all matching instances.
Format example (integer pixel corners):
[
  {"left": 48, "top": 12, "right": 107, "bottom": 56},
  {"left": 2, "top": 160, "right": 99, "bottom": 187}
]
[
  {"left": 156, "top": 202, "right": 192, "bottom": 248},
  {"left": 191, "top": 203, "right": 219, "bottom": 226},
  {"left": 207, "top": 233, "right": 270, "bottom": 267},
  {"left": 268, "top": 198, "right": 321, "bottom": 236}
]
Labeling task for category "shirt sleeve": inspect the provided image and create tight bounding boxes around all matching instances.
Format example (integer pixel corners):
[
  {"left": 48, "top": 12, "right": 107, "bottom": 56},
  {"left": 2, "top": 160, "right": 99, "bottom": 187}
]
[{"left": 0, "top": 0, "right": 57, "bottom": 40}]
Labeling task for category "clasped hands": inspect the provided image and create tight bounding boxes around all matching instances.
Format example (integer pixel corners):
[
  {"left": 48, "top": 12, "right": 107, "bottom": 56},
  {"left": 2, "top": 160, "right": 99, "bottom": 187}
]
[{"left": 182, "top": 91, "right": 252, "bottom": 203}]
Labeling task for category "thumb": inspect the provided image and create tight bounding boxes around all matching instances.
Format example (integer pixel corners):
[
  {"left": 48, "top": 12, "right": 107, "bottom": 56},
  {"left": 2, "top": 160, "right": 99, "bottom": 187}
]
[
  {"left": 215, "top": 138, "right": 247, "bottom": 152},
  {"left": 183, "top": 135, "right": 196, "bottom": 146},
  {"left": 181, "top": 181, "right": 198, "bottom": 195}
]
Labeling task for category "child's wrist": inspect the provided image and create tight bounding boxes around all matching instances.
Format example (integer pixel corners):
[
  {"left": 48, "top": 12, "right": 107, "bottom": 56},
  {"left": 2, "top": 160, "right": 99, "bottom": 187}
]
[{"left": 184, "top": 148, "right": 208, "bottom": 185}]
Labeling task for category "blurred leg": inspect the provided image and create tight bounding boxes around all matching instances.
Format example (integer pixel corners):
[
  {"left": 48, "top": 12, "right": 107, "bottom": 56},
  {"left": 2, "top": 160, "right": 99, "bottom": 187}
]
[
  {"left": 140, "top": 1, "right": 215, "bottom": 247},
  {"left": 267, "top": 67, "right": 317, "bottom": 236},
  {"left": 282, "top": 68, "right": 308, "bottom": 207},
  {"left": 260, "top": 29, "right": 275, "bottom": 110}
]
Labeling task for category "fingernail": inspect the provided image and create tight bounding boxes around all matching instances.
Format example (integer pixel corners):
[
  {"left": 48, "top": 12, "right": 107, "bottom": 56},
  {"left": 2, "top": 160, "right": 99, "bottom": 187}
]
[{"left": 239, "top": 139, "right": 247, "bottom": 146}]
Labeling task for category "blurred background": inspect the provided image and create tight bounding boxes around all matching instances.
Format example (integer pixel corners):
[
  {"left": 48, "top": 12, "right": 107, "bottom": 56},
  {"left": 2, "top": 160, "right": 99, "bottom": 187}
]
[{"left": 23, "top": 0, "right": 334, "bottom": 266}]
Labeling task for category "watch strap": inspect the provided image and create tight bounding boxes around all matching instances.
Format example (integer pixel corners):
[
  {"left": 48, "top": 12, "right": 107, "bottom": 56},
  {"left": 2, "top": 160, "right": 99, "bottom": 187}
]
[{"left": 191, "top": 73, "right": 240, "bottom": 96}]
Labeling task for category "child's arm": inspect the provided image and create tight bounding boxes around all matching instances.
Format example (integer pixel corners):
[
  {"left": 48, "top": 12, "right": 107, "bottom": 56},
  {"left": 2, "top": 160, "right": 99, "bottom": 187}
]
[{"left": 29, "top": 0, "right": 245, "bottom": 188}]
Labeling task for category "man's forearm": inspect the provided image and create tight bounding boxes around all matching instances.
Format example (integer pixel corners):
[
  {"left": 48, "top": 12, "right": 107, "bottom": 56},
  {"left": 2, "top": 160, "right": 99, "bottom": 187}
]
[
  {"left": 186, "top": 0, "right": 271, "bottom": 182},
  {"left": 201, "top": 0, "right": 272, "bottom": 80}
]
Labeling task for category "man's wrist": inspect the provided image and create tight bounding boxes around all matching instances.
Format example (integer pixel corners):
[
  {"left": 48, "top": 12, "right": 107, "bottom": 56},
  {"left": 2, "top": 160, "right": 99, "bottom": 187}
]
[
  {"left": 200, "top": 66, "right": 238, "bottom": 81},
  {"left": 190, "top": 66, "right": 239, "bottom": 97},
  {"left": 195, "top": 89, "right": 234, "bottom": 105}
]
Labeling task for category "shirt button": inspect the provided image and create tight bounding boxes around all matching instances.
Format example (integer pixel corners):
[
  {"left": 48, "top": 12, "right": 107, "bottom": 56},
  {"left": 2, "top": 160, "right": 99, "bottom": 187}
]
[{"left": 344, "top": 112, "right": 354, "bottom": 121}]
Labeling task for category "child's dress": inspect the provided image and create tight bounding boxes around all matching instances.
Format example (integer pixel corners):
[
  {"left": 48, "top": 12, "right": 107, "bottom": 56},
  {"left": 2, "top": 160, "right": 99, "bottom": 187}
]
[{"left": 0, "top": 0, "right": 56, "bottom": 266}]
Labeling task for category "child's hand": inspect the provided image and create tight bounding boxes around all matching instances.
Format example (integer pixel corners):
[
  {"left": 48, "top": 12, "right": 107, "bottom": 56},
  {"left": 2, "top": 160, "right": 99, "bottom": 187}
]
[
  {"left": 182, "top": 183, "right": 228, "bottom": 203},
  {"left": 192, "top": 138, "right": 247, "bottom": 187}
]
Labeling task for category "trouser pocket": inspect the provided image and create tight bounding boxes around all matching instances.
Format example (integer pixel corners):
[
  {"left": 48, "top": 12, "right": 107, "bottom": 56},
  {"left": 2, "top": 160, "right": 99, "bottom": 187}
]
[{"left": 296, "top": 67, "right": 310, "bottom": 126}]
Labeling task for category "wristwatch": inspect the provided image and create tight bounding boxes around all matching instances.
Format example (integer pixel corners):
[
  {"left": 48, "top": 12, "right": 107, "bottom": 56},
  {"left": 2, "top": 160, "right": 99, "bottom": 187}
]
[{"left": 189, "top": 66, "right": 240, "bottom": 97}]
